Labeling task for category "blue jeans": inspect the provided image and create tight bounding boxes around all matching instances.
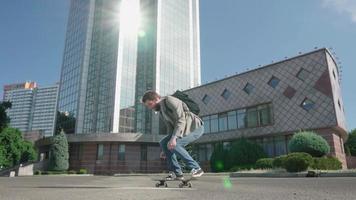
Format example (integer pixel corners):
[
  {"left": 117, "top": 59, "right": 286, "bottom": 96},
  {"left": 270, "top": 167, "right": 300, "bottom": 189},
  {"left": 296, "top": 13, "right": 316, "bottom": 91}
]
[{"left": 159, "top": 126, "right": 204, "bottom": 175}]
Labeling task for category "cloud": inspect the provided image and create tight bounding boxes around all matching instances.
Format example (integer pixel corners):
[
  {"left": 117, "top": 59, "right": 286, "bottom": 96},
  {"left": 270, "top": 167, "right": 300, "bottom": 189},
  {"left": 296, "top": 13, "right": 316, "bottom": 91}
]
[{"left": 322, "top": 0, "right": 356, "bottom": 22}]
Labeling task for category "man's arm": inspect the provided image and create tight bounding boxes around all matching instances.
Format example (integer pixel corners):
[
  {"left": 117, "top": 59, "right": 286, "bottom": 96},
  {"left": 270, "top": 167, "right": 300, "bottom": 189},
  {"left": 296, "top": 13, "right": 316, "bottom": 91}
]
[{"left": 165, "top": 96, "right": 185, "bottom": 139}]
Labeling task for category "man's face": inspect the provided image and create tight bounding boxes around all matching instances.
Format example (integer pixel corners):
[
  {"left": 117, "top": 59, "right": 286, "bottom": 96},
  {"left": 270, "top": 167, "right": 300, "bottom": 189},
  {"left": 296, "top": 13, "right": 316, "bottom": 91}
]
[{"left": 143, "top": 97, "right": 160, "bottom": 110}]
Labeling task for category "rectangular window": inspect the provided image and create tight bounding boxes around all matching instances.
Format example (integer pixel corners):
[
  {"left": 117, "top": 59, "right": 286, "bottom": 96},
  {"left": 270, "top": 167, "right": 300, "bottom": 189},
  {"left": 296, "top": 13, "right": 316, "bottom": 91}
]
[
  {"left": 247, "top": 107, "right": 258, "bottom": 128},
  {"left": 227, "top": 111, "right": 237, "bottom": 130},
  {"left": 210, "top": 114, "right": 219, "bottom": 133},
  {"left": 237, "top": 109, "right": 246, "bottom": 128},
  {"left": 140, "top": 144, "right": 147, "bottom": 161},
  {"left": 262, "top": 137, "right": 274, "bottom": 157},
  {"left": 206, "top": 144, "right": 213, "bottom": 161},
  {"left": 118, "top": 144, "right": 125, "bottom": 160},
  {"left": 202, "top": 116, "right": 211, "bottom": 133},
  {"left": 96, "top": 144, "right": 104, "bottom": 160},
  {"left": 198, "top": 144, "right": 207, "bottom": 161},
  {"left": 274, "top": 136, "right": 287, "bottom": 156},
  {"left": 218, "top": 113, "right": 228, "bottom": 132},
  {"left": 258, "top": 104, "right": 272, "bottom": 126}
]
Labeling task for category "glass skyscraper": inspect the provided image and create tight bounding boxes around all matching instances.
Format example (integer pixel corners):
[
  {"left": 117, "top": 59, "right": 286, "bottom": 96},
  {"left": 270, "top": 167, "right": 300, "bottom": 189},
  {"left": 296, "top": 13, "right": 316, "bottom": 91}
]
[{"left": 57, "top": 0, "right": 200, "bottom": 134}]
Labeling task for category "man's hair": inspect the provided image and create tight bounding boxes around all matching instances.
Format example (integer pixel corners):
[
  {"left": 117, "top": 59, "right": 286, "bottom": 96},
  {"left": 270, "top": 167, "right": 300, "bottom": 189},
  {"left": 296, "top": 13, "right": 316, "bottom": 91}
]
[{"left": 141, "top": 90, "right": 160, "bottom": 103}]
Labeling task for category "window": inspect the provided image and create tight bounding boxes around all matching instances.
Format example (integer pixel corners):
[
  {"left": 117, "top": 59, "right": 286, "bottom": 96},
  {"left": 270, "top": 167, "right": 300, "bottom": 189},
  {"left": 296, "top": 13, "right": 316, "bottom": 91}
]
[
  {"left": 268, "top": 76, "right": 280, "bottom": 88},
  {"left": 140, "top": 145, "right": 147, "bottom": 161},
  {"left": 202, "top": 94, "right": 211, "bottom": 105},
  {"left": 96, "top": 144, "right": 104, "bottom": 160},
  {"left": 221, "top": 88, "right": 231, "bottom": 100},
  {"left": 198, "top": 144, "right": 207, "bottom": 161},
  {"left": 118, "top": 144, "right": 125, "bottom": 161},
  {"left": 301, "top": 98, "right": 315, "bottom": 111},
  {"left": 210, "top": 114, "right": 219, "bottom": 133},
  {"left": 218, "top": 113, "right": 228, "bottom": 132},
  {"left": 283, "top": 86, "right": 296, "bottom": 99},
  {"left": 227, "top": 111, "right": 237, "bottom": 130},
  {"left": 243, "top": 83, "right": 254, "bottom": 94},
  {"left": 262, "top": 137, "right": 274, "bottom": 157},
  {"left": 296, "top": 68, "right": 309, "bottom": 81},
  {"left": 223, "top": 142, "right": 231, "bottom": 150},
  {"left": 258, "top": 104, "right": 272, "bottom": 126},
  {"left": 247, "top": 107, "right": 258, "bottom": 127},
  {"left": 202, "top": 116, "right": 211, "bottom": 133},
  {"left": 274, "top": 136, "right": 287, "bottom": 156},
  {"left": 237, "top": 109, "right": 246, "bottom": 128}
]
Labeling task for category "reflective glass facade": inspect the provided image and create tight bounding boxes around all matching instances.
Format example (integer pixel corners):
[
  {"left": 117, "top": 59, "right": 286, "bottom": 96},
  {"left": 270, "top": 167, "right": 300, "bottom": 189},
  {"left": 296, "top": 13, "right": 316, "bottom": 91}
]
[{"left": 135, "top": 0, "right": 201, "bottom": 134}]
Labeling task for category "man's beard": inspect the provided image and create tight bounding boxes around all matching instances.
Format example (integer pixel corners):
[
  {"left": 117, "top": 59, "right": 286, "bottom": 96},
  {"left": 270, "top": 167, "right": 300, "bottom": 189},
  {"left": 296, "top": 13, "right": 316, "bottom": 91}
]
[{"left": 153, "top": 103, "right": 161, "bottom": 111}]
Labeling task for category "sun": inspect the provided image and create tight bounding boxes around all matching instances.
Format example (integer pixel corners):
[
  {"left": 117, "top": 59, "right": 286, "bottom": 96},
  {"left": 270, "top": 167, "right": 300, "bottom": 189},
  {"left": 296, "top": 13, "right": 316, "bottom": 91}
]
[{"left": 120, "top": 0, "right": 140, "bottom": 35}]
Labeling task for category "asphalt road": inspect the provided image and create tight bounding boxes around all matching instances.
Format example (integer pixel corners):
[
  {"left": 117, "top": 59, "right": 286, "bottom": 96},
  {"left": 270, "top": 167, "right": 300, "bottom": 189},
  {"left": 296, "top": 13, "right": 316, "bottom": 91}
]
[{"left": 0, "top": 175, "right": 355, "bottom": 200}]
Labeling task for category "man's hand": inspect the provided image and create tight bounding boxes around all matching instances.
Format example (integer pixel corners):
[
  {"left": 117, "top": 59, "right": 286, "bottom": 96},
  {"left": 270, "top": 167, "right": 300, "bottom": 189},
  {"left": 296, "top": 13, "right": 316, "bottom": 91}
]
[
  {"left": 160, "top": 151, "right": 166, "bottom": 159},
  {"left": 167, "top": 136, "right": 177, "bottom": 150}
]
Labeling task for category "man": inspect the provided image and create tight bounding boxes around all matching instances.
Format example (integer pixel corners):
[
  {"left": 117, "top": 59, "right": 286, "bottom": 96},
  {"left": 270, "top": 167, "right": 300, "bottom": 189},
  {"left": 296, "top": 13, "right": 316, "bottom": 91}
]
[{"left": 141, "top": 90, "right": 204, "bottom": 180}]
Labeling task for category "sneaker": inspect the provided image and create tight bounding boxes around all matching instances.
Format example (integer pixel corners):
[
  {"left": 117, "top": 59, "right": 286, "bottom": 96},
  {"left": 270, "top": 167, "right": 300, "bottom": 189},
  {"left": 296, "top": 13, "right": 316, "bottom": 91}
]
[
  {"left": 165, "top": 171, "right": 175, "bottom": 181},
  {"left": 175, "top": 174, "right": 185, "bottom": 181},
  {"left": 191, "top": 168, "right": 204, "bottom": 178}
]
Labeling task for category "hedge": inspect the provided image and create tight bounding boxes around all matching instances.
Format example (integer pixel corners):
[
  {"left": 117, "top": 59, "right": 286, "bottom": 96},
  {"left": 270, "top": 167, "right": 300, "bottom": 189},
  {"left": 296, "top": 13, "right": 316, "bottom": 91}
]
[
  {"left": 272, "top": 155, "right": 287, "bottom": 168},
  {"left": 255, "top": 158, "right": 274, "bottom": 169},
  {"left": 284, "top": 152, "right": 313, "bottom": 172},
  {"left": 312, "top": 156, "right": 342, "bottom": 170}
]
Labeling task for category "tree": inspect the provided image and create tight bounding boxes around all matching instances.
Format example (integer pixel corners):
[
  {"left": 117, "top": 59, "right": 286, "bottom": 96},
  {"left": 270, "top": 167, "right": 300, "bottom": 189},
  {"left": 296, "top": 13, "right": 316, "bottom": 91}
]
[
  {"left": 0, "top": 127, "right": 24, "bottom": 167},
  {"left": 345, "top": 129, "right": 356, "bottom": 156},
  {"left": 288, "top": 131, "right": 330, "bottom": 157},
  {"left": 0, "top": 127, "right": 38, "bottom": 168},
  {"left": 20, "top": 141, "right": 38, "bottom": 163},
  {"left": 0, "top": 101, "right": 12, "bottom": 132},
  {"left": 48, "top": 130, "right": 69, "bottom": 171},
  {"left": 226, "top": 138, "right": 267, "bottom": 170}
]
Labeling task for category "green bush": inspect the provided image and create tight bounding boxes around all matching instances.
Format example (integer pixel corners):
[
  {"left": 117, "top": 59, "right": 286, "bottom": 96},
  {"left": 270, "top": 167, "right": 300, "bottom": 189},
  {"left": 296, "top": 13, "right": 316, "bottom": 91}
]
[
  {"left": 0, "top": 127, "right": 24, "bottom": 167},
  {"left": 284, "top": 152, "right": 313, "bottom": 172},
  {"left": 288, "top": 131, "right": 330, "bottom": 157},
  {"left": 255, "top": 158, "right": 274, "bottom": 169},
  {"left": 48, "top": 131, "right": 69, "bottom": 171},
  {"left": 210, "top": 143, "right": 228, "bottom": 172},
  {"left": 345, "top": 129, "right": 356, "bottom": 156},
  {"left": 273, "top": 155, "right": 287, "bottom": 168},
  {"left": 225, "top": 138, "right": 267, "bottom": 170},
  {"left": 78, "top": 168, "right": 88, "bottom": 174},
  {"left": 20, "top": 141, "right": 38, "bottom": 163},
  {"left": 229, "top": 164, "right": 255, "bottom": 172},
  {"left": 34, "top": 170, "right": 42, "bottom": 175},
  {"left": 68, "top": 170, "right": 77, "bottom": 174},
  {"left": 312, "top": 156, "right": 342, "bottom": 170}
]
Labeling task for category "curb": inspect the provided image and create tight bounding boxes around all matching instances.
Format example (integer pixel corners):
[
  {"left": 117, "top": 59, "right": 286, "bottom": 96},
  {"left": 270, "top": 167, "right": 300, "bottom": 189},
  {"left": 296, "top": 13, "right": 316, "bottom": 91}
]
[
  {"left": 230, "top": 171, "right": 356, "bottom": 178},
  {"left": 114, "top": 172, "right": 230, "bottom": 177}
]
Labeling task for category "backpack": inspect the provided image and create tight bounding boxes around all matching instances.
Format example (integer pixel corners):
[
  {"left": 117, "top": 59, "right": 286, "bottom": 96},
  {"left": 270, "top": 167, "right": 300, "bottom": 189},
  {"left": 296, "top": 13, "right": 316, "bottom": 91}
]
[{"left": 169, "top": 90, "right": 200, "bottom": 115}]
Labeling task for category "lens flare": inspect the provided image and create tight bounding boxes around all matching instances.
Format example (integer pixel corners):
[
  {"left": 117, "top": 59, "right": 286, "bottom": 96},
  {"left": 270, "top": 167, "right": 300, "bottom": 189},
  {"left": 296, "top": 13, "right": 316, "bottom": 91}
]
[{"left": 223, "top": 177, "right": 232, "bottom": 189}]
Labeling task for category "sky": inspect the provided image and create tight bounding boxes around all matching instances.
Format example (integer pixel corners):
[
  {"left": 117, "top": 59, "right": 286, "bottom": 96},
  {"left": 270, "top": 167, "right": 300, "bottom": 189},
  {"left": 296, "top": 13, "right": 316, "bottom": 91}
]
[{"left": 0, "top": 0, "right": 355, "bottom": 131}]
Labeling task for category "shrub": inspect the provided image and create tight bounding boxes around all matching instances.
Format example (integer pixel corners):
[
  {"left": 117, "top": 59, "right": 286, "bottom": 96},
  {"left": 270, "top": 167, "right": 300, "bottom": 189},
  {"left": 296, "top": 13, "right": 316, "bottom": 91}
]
[
  {"left": 48, "top": 131, "right": 69, "bottom": 171},
  {"left": 78, "top": 168, "right": 87, "bottom": 174},
  {"left": 210, "top": 143, "right": 228, "bottom": 172},
  {"left": 345, "top": 129, "right": 356, "bottom": 156},
  {"left": 312, "top": 156, "right": 342, "bottom": 170},
  {"left": 68, "top": 170, "right": 77, "bottom": 174},
  {"left": 229, "top": 164, "right": 255, "bottom": 172},
  {"left": 20, "top": 141, "right": 38, "bottom": 163},
  {"left": 255, "top": 158, "right": 274, "bottom": 169},
  {"left": 273, "top": 155, "right": 287, "bottom": 168},
  {"left": 288, "top": 131, "right": 330, "bottom": 157},
  {"left": 225, "top": 138, "right": 267, "bottom": 170},
  {"left": 284, "top": 152, "right": 313, "bottom": 172},
  {"left": 34, "top": 170, "right": 42, "bottom": 175}
]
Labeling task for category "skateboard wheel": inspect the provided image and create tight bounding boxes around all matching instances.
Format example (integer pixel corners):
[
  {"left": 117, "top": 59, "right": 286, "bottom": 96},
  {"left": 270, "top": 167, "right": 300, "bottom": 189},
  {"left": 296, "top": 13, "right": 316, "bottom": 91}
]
[
  {"left": 164, "top": 183, "right": 168, "bottom": 187},
  {"left": 179, "top": 183, "right": 184, "bottom": 188},
  {"left": 156, "top": 183, "right": 161, "bottom": 187},
  {"left": 188, "top": 182, "right": 192, "bottom": 188}
]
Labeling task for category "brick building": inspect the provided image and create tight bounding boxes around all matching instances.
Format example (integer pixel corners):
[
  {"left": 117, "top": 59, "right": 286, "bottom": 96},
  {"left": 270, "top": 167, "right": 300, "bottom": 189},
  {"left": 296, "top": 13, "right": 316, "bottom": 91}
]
[{"left": 36, "top": 48, "right": 348, "bottom": 173}]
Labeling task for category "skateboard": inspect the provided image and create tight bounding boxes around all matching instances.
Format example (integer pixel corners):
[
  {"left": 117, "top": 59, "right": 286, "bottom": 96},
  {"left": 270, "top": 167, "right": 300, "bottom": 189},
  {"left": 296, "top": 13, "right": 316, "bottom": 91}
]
[{"left": 153, "top": 176, "right": 196, "bottom": 188}]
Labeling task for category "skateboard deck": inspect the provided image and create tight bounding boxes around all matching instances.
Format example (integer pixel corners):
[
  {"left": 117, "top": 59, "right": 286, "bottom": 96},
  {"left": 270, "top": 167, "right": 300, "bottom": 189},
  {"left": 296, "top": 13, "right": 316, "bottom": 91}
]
[{"left": 152, "top": 176, "right": 196, "bottom": 188}]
